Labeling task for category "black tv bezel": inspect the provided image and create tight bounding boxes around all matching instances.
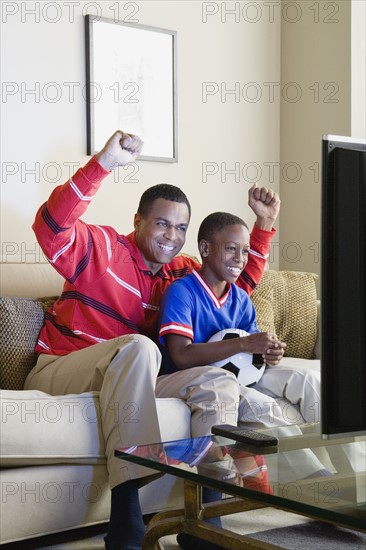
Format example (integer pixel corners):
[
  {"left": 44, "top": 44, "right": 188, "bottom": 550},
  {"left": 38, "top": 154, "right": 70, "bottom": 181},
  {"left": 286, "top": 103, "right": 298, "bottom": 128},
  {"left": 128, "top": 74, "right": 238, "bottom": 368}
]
[{"left": 321, "top": 134, "right": 366, "bottom": 439}]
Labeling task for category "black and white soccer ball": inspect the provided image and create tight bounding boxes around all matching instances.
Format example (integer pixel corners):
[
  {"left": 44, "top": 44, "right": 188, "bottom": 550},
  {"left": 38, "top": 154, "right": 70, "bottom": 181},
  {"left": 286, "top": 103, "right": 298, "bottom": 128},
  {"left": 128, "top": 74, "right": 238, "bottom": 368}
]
[{"left": 208, "top": 328, "right": 265, "bottom": 386}]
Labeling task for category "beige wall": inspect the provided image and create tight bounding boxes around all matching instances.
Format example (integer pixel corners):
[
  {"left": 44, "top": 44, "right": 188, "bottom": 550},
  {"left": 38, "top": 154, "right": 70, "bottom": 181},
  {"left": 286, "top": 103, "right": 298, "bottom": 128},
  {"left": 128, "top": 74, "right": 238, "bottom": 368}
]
[
  {"left": 1, "top": 1, "right": 281, "bottom": 264},
  {"left": 279, "top": 0, "right": 365, "bottom": 287},
  {"left": 1, "top": 1, "right": 364, "bottom": 280},
  {"left": 279, "top": 0, "right": 352, "bottom": 279}
]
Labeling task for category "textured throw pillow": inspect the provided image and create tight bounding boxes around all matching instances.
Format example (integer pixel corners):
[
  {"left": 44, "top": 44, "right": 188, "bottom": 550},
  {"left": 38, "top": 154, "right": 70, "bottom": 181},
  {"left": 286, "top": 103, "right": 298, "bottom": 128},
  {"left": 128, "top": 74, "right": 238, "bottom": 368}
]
[
  {"left": 250, "top": 270, "right": 318, "bottom": 359},
  {"left": 250, "top": 287, "right": 276, "bottom": 334},
  {"left": 0, "top": 296, "right": 57, "bottom": 390}
]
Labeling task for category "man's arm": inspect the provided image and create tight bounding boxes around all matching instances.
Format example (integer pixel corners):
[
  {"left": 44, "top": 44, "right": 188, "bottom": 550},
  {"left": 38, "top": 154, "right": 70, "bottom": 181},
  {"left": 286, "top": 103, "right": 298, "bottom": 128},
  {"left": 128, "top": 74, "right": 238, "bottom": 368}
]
[
  {"left": 32, "top": 131, "right": 143, "bottom": 281},
  {"left": 238, "top": 184, "right": 280, "bottom": 295},
  {"left": 96, "top": 130, "right": 143, "bottom": 170},
  {"left": 248, "top": 183, "right": 280, "bottom": 232}
]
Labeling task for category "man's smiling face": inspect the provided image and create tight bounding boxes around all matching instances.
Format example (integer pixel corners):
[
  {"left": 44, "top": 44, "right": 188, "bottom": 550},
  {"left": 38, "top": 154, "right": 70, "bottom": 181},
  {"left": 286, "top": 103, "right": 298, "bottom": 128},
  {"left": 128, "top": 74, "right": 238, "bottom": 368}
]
[{"left": 134, "top": 198, "right": 190, "bottom": 274}]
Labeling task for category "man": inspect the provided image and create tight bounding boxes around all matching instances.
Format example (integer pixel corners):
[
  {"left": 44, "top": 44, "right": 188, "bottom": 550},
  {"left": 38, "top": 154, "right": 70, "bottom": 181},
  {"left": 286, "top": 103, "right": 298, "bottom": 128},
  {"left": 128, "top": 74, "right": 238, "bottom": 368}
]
[{"left": 24, "top": 131, "right": 280, "bottom": 550}]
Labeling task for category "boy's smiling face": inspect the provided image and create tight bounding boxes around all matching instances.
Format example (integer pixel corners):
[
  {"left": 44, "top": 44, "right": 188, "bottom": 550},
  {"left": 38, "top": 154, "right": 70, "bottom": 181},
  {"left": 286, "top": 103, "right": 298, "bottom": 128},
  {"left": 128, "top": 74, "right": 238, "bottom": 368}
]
[{"left": 199, "top": 224, "right": 250, "bottom": 296}]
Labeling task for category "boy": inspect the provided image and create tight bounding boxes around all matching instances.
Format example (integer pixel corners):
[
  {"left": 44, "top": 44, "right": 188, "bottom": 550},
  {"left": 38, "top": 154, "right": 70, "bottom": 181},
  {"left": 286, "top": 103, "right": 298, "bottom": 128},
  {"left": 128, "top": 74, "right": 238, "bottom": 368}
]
[
  {"left": 158, "top": 211, "right": 320, "bottom": 426},
  {"left": 159, "top": 213, "right": 365, "bottom": 550}
]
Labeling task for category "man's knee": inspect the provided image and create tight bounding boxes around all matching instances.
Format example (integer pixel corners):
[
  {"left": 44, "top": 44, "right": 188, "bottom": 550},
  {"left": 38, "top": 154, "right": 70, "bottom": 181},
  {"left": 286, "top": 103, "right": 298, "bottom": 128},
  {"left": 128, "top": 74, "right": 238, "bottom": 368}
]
[
  {"left": 113, "top": 333, "right": 159, "bottom": 355},
  {"left": 131, "top": 334, "right": 161, "bottom": 361},
  {"left": 108, "top": 334, "right": 161, "bottom": 375}
]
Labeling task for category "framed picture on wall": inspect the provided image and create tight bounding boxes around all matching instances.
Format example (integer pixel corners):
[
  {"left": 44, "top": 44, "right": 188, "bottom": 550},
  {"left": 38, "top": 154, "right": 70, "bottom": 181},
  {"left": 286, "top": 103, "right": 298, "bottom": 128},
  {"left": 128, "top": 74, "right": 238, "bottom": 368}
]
[{"left": 85, "top": 15, "right": 177, "bottom": 162}]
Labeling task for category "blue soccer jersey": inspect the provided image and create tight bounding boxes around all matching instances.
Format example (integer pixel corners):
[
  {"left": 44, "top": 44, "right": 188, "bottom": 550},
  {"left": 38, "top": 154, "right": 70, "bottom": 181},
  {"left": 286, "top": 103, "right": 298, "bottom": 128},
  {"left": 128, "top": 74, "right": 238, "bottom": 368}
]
[{"left": 158, "top": 270, "right": 259, "bottom": 373}]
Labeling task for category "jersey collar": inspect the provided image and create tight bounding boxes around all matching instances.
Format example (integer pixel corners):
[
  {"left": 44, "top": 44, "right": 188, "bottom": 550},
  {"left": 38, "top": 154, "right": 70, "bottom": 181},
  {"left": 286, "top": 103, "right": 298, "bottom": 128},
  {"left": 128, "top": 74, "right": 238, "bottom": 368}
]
[{"left": 192, "top": 270, "right": 231, "bottom": 309}]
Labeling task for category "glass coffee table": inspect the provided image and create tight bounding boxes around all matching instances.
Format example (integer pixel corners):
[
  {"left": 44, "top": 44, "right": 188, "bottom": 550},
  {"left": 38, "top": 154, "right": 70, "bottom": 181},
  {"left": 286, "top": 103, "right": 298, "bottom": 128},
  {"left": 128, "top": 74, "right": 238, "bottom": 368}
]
[{"left": 116, "top": 423, "right": 366, "bottom": 550}]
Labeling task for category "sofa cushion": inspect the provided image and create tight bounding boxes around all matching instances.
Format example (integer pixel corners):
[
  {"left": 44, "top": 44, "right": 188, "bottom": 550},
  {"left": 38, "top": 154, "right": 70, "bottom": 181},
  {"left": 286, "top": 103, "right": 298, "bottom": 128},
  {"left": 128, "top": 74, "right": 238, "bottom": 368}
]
[
  {"left": 0, "top": 390, "right": 191, "bottom": 467},
  {"left": 0, "top": 296, "right": 56, "bottom": 391},
  {"left": 251, "top": 270, "right": 318, "bottom": 359},
  {"left": 250, "top": 287, "right": 275, "bottom": 333}
]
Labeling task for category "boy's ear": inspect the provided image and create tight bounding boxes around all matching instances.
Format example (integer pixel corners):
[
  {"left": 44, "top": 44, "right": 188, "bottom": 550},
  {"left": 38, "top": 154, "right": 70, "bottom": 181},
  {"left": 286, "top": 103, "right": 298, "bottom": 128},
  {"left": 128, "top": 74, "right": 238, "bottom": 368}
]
[{"left": 199, "top": 239, "right": 210, "bottom": 257}]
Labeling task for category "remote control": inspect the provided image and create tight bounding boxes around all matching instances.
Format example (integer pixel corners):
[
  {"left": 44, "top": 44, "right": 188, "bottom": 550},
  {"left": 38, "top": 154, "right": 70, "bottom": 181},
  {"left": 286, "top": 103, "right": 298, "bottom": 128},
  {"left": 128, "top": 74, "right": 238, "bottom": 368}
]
[{"left": 211, "top": 424, "right": 278, "bottom": 447}]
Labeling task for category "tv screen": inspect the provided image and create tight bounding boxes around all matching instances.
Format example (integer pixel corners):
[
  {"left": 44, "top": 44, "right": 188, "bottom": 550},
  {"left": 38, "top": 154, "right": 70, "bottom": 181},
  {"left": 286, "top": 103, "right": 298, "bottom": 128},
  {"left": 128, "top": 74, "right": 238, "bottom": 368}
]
[{"left": 321, "top": 135, "right": 366, "bottom": 438}]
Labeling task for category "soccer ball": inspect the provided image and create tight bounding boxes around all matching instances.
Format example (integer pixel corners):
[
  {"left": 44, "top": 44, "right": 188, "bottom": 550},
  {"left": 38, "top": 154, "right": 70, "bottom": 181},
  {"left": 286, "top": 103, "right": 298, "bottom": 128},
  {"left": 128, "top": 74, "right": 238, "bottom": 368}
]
[{"left": 207, "top": 328, "right": 265, "bottom": 386}]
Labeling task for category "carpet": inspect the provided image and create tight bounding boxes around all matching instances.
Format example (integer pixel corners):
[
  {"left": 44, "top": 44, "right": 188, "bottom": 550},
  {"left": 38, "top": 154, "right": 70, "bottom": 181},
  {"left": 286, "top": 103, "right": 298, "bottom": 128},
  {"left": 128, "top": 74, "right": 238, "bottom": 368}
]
[
  {"left": 2, "top": 509, "right": 365, "bottom": 549},
  {"left": 247, "top": 521, "right": 366, "bottom": 549}
]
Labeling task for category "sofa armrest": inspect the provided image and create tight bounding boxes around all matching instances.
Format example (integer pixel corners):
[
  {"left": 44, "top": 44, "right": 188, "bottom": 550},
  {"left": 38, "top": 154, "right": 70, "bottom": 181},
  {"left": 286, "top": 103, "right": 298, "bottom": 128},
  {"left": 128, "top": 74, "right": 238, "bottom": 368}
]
[{"left": 314, "top": 300, "right": 321, "bottom": 359}]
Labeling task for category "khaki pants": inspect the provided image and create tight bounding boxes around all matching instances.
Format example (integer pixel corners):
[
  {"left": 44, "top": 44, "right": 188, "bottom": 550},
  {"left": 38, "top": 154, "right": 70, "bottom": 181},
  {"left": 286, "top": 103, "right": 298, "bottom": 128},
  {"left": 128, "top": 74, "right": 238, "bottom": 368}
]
[
  {"left": 238, "top": 363, "right": 325, "bottom": 480},
  {"left": 239, "top": 363, "right": 321, "bottom": 427},
  {"left": 24, "top": 335, "right": 240, "bottom": 489}
]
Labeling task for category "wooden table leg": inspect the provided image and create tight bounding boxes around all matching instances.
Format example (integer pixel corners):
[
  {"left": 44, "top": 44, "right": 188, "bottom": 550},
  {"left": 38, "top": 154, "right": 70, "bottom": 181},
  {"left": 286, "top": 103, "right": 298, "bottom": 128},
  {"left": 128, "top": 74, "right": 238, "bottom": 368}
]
[
  {"left": 142, "top": 511, "right": 185, "bottom": 550},
  {"left": 142, "top": 479, "right": 282, "bottom": 550}
]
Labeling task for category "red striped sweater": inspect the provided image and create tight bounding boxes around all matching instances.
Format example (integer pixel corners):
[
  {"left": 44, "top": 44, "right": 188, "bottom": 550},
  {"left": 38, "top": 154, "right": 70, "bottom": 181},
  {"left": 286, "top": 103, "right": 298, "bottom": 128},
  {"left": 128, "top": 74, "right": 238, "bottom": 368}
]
[{"left": 33, "top": 156, "right": 275, "bottom": 357}]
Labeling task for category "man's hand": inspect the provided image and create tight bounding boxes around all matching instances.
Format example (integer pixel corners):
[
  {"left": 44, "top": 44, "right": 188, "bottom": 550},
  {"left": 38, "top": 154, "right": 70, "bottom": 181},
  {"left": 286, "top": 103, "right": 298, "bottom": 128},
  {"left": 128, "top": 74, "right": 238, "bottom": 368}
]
[
  {"left": 96, "top": 130, "right": 144, "bottom": 171},
  {"left": 248, "top": 183, "right": 281, "bottom": 231}
]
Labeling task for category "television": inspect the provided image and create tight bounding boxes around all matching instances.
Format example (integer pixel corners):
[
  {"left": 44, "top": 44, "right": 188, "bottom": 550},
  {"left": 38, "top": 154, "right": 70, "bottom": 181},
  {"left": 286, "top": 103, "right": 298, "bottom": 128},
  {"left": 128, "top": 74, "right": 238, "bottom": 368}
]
[{"left": 321, "top": 134, "right": 366, "bottom": 439}]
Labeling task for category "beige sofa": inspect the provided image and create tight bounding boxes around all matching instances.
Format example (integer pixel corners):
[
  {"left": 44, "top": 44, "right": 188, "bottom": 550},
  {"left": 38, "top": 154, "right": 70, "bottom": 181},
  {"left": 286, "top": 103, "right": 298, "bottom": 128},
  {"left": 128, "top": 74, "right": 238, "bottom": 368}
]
[{"left": 0, "top": 262, "right": 320, "bottom": 544}]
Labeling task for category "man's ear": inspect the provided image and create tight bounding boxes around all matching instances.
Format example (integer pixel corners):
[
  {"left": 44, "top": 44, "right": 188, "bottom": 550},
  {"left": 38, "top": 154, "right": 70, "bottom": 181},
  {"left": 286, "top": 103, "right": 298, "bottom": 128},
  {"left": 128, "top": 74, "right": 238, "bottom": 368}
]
[
  {"left": 199, "top": 239, "right": 210, "bottom": 257},
  {"left": 134, "top": 213, "right": 141, "bottom": 231}
]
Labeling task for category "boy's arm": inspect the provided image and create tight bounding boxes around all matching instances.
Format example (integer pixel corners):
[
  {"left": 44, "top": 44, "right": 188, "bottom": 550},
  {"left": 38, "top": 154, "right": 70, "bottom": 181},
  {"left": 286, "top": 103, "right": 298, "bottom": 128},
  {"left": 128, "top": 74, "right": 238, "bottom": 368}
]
[
  {"left": 164, "top": 332, "right": 285, "bottom": 371},
  {"left": 159, "top": 281, "right": 286, "bottom": 370},
  {"left": 158, "top": 283, "right": 259, "bottom": 369}
]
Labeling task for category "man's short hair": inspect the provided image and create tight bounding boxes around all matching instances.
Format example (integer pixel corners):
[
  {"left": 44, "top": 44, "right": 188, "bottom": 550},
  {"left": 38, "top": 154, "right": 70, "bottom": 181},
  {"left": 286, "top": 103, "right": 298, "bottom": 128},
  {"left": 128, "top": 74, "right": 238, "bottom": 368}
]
[
  {"left": 137, "top": 184, "right": 191, "bottom": 219},
  {"left": 197, "top": 212, "right": 248, "bottom": 243}
]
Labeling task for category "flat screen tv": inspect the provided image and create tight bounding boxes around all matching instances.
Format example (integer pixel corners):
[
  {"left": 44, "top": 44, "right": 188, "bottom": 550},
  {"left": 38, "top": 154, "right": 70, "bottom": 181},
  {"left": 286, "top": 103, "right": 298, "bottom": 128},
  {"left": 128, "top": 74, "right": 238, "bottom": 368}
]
[{"left": 321, "top": 134, "right": 366, "bottom": 439}]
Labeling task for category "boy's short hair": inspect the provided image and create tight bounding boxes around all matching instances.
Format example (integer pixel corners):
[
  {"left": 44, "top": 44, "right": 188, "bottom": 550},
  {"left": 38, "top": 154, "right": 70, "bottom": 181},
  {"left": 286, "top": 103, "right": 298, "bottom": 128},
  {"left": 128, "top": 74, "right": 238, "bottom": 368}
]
[
  {"left": 197, "top": 212, "right": 248, "bottom": 243},
  {"left": 137, "top": 184, "right": 191, "bottom": 219}
]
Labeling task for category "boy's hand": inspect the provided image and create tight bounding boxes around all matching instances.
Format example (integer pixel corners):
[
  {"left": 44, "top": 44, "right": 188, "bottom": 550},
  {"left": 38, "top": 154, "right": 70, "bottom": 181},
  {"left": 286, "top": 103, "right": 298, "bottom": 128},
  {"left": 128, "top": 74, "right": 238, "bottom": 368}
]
[
  {"left": 262, "top": 340, "right": 286, "bottom": 366},
  {"left": 248, "top": 183, "right": 281, "bottom": 231},
  {"left": 96, "top": 130, "right": 144, "bottom": 171},
  {"left": 241, "top": 332, "right": 286, "bottom": 366}
]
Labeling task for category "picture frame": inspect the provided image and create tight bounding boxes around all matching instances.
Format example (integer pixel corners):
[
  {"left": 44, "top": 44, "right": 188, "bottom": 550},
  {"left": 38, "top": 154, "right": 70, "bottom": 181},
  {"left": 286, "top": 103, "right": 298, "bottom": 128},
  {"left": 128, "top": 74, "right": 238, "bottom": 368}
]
[{"left": 85, "top": 15, "right": 177, "bottom": 162}]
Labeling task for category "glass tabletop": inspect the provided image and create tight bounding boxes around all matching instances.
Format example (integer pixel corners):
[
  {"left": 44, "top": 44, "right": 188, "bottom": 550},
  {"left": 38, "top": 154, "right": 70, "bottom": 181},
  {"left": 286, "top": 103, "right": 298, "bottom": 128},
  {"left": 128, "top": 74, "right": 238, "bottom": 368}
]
[{"left": 115, "top": 423, "right": 366, "bottom": 531}]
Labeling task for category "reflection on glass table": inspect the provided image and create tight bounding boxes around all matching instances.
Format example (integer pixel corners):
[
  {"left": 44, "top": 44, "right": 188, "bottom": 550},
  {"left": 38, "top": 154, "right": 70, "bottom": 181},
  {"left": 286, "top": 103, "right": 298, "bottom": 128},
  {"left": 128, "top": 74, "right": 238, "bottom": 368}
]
[{"left": 116, "top": 424, "right": 366, "bottom": 531}]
